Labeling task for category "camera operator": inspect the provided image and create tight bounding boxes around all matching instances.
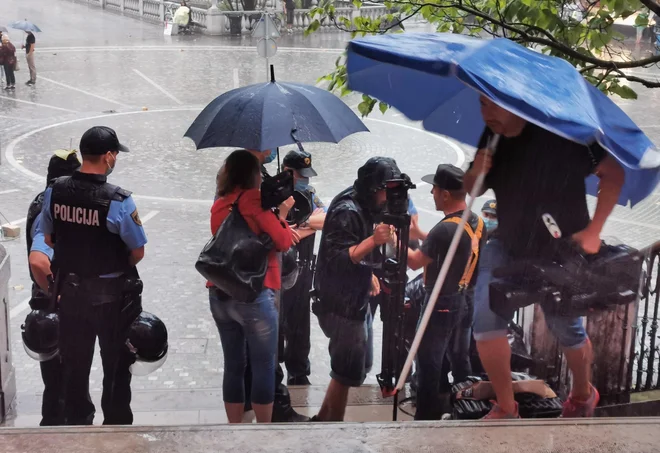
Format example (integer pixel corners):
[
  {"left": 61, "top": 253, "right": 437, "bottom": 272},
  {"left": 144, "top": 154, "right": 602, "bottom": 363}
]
[
  {"left": 311, "top": 157, "right": 398, "bottom": 421},
  {"left": 465, "top": 96, "right": 624, "bottom": 419},
  {"left": 406, "top": 164, "right": 486, "bottom": 420},
  {"left": 281, "top": 149, "right": 326, "bottom": 386}
]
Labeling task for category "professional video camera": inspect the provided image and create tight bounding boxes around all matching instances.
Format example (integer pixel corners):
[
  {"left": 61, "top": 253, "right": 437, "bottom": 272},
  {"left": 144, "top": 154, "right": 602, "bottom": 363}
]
[
  {"left": 285, "top": 189, "right": 313, "bottom": 227},
  {"left": 261, "top": 169, "right": 294, "bottom": 211},
  {"left": 377, "top": 173, "right": 416, "bottom": 420},
  {"left": 489, "top": 239, "right": 644, "bottom": 320}
]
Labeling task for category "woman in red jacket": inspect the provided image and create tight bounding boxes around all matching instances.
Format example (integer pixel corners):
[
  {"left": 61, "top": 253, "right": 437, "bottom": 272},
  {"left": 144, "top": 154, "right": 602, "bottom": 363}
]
[{"left": 209, "top": 149, "right": 294, "bottom": 424}]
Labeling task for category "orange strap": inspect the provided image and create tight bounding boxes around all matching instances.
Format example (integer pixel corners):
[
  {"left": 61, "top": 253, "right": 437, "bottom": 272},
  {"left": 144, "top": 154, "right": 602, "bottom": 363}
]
[{"left": 442, "top": 216, "right": 484, "bottom": 289}]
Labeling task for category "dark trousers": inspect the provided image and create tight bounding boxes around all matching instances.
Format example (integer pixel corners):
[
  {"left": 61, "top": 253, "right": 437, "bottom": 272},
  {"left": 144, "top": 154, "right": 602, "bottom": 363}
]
[
  {"left": 3, "top": 64, "right": 15, "bottom": 85},
  {"left": 39, "top": 358, "right": 65, "bottom": 426},
  {"left": 59, "top": 277, "right": 134, "bottom": 425},
  {"left": 440, "top": 290, "right": 474, "bottom": 389},
  {"left": 415, "top": 294, "right": 466, "bottom": 421},
  {"left": 281, "top": 267, "right": 312, "bottom": 380}
]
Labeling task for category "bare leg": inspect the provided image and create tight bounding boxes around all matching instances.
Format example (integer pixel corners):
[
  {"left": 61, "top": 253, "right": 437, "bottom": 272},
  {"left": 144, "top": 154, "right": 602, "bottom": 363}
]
[
  {"left": 476, "top": 337, "right": 516, "bottom": 415},
  {"left": 563, "top": 339, "right": 593, "bottom": 400},
  {"left": 317, "top": 378, "right": 350, "bottom": 421},
  {"left": 225, "top": 402, "right": 245, "bottom": 423},
  {"left": 253, "top": 403, "right": 274, "bottom": 423}
]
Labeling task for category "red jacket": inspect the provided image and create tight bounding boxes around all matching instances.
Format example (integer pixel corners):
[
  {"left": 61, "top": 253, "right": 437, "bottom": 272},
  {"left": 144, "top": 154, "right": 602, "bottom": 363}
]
[{"left": 210, "top": 188, "right": 293, "bottom": 290}]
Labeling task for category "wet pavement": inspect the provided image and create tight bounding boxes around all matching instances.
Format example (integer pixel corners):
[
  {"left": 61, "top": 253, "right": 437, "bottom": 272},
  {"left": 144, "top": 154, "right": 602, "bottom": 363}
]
[{"left": 1, "top": 0, "right": 660, "bottom": 426}]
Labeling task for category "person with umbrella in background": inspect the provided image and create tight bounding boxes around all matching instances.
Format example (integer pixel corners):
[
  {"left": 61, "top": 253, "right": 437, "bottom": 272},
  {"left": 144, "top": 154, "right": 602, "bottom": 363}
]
[
  {"left": 22, "top": 31, "right": 36, "bottom": 86},
  {"left": 10, "top": 20, "right": 41, "bottom": 86}
]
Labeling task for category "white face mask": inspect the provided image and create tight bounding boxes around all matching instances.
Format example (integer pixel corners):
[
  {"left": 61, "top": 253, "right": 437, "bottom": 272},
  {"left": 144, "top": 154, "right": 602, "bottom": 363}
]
[{"left": 105, "top": 153, "right": 116, "bottom": 176}]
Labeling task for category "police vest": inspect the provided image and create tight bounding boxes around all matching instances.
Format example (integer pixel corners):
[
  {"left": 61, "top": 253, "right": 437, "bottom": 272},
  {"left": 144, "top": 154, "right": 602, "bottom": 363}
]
[{"left": 50, "top": 172, "right": 132, "bottom": 278}]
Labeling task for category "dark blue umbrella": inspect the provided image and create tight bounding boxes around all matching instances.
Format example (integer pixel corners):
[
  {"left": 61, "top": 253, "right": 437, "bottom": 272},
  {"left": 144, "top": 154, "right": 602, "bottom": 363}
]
[
  {"left": 9, "top": 20, "right": 41, "bottom": 33},
  {"left": 346, "top": 33, "right": 660, "bottom": 206},
  {"left": 185, "top": 68, "right": 368, "bottom": 152}
]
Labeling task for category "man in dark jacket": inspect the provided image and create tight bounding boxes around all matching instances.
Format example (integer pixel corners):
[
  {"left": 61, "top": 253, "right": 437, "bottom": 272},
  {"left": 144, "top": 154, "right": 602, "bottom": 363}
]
[{"left": 312, "top": 157, "right": 397, "bottom": 421}]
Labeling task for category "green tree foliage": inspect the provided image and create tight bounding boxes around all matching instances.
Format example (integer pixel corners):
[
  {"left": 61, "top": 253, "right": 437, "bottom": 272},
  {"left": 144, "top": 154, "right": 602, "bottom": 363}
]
[{"left": 306, "top": 0, "right": 660, "bottom": 116}]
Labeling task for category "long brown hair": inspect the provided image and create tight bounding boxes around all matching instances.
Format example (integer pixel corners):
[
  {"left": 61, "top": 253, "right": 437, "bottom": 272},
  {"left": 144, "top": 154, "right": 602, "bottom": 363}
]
[{"left": 216, "top": 150, "right": 261, "bottom": 198}]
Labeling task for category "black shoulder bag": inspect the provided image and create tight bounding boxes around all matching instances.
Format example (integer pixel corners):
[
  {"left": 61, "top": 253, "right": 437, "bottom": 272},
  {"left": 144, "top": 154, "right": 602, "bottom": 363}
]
[{"left": 195, "top": 193, "right": 273, "bottom": 302}]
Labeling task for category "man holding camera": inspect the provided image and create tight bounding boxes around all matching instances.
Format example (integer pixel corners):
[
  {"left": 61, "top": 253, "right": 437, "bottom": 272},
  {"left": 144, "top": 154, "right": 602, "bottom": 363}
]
[
  {"left": 312, "top": 157, "right": 398, "bottom": 421},
  {"left": 281, "top": 149, "right": 326, "bottom": 386},
  {"left": 407, "top": 164, "right": 486, "bottom": 420},
  {"left": 465, "top": 96, "right": 624, "bottom": 419}
]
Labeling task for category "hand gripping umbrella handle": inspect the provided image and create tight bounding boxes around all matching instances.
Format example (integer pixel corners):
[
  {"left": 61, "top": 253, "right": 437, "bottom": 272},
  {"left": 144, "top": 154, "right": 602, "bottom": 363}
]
[{"left": 395, "top": 134, "right": 501, "bottom": 393}]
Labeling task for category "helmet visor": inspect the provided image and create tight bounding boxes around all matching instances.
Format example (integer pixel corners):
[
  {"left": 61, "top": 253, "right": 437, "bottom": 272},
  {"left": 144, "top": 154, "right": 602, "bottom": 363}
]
[
  {"left": 129, "top": 350, "right": 168, "bottom": 376},
  {"left": 23, "top": 342, "right": 58, "bottom": 362}
]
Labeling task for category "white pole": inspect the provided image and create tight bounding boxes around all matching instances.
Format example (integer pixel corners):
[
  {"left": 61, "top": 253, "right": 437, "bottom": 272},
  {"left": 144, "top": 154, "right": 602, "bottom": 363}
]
[
  {"left": 264, "top": 12, "right": 269, "bottom": 82},
  {"left": 395, "top": 134, "right": 501, "bottom": 392}
]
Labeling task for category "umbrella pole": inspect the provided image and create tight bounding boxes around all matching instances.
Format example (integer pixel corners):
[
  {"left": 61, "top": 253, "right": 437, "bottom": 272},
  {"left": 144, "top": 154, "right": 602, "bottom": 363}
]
[
  {"left": 277, "top": 147, "right": 281, "bottom": 173},
  {"left": 394, "top": 134, "right": 501, "bottom": 396}
]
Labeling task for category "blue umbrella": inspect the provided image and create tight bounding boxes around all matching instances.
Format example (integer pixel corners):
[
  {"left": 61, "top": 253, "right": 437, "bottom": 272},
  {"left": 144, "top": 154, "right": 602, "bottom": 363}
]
[
  {"left": 346, "top": 33, "right": 660, "bottom": 206},
  {"left": 185, "top": 68, "right": 368, "bottom": 152},
  {"left": 9, "top": 20, "right": 42, "bottom": 33}
]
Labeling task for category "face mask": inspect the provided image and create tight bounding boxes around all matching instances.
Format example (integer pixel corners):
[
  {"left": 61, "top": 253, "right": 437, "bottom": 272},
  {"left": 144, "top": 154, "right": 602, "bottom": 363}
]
[
  {"left": 105, "top": 153, "right": 116, "bottom": 176},
  {"left": 263, "top": 149, "right": 277, "bottom": 164},
  {"left": 484, "top": 218, "right": 498, "bottom": 232},
  {"left": 294, "top": 177, "right": 310, "bottom": 191}
]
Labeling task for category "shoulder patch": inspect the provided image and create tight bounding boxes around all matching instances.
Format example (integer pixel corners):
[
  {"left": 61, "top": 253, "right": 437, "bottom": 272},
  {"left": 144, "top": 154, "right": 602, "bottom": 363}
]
[{"left": 131, "top": 209, "right": 142, "bottom": 226}]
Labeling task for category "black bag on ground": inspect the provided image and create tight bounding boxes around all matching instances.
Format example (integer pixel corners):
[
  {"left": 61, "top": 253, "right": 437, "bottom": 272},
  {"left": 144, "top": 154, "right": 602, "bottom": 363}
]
[{"left": 195, "top": 194, "right": 273, "bottom": 302}]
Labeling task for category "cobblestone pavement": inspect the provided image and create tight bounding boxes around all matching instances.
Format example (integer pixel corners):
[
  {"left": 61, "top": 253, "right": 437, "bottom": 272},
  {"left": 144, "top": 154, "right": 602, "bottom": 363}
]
[{"left": 1, "top": 0, "right": 660, "bottom": 424}]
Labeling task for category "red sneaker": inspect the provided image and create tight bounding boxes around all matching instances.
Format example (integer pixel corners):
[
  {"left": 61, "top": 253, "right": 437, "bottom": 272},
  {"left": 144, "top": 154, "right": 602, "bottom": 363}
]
[
  {"left": 482, "top": 401, "right": 521, "bottom": 420},
  {"left": 561, "top": 385, "right": 600, "bottom": 418}
]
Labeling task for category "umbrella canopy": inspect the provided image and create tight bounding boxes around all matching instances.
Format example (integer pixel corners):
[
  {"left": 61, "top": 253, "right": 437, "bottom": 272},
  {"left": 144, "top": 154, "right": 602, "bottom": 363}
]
[
  {"left": 185, "top": 77, "right": 368, "bottom": 152},
  {"left": 346, "top": 33, "right": 660, "bottom": 206},
  {"left": 9, "top": 20, "right": 41, "bottom": 33}
]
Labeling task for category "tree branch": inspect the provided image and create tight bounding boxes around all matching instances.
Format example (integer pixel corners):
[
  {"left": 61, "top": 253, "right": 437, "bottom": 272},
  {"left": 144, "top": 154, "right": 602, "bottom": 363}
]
[
  {"left": 613, "top": 70, "right": 660, "bottom": 87},
  {"left": 638, "top": 0, "right": 660, "bottom": 17}
]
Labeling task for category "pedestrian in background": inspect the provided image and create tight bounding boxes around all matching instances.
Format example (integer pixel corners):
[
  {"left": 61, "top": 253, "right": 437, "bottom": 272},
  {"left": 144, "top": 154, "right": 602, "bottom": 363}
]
[
  {"left": 1, "top": 35, "right": 16, "bottom": 91},
  {"left": 22, "top": 30, "right": 36, "bottom": 86}
]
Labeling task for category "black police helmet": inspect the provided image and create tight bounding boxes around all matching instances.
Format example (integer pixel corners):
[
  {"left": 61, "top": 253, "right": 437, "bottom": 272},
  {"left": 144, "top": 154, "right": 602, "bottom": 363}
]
[
  {"left": 126, "top": 312, "right": 168, "bottom": 376},
  {"left": 22, "top": 310, "right": 59, "bottom": 362},
  {"left": 281, "top": 247, "right": 300, "bottom": 291}
]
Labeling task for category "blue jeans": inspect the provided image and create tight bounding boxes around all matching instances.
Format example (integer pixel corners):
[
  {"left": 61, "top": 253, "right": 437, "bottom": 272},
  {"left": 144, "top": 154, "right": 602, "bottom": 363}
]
[
  {"left": 209, "top": 288, "right": 279, "bottom": 405},
  {"left": 473, "top": 239, "right": 587, "bottom": 348},
  {"left": 415, "top": 293, "right": 465, "bottom": 420}
]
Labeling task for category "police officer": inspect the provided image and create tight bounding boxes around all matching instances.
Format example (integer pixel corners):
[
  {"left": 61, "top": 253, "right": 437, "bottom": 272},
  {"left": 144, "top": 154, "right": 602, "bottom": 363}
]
[
  {"left": 40, "top": 126, "right": 148, "bottom": 425},
  {"left": 281, "top": 149, "right": 326, "bottom": 386},
  {"left": 481, "top": 199, "right": 498, "bottom": 235},
  {"left": 26, "top": 149, "right": 81, "bottom": 425}
]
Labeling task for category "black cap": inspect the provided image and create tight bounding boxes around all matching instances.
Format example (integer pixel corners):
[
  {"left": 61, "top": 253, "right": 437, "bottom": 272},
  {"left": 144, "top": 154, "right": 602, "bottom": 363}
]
[
  {"left": 282, "top": 149, "right": 317, "bottom": 178},
  {"left": 355, "top": 157, "right": 401, "bottom": 193},
  {"left": 46, "top": 149, "right": 81, "bottom": 185},
  {"left": 79, "top": 126, "right": 129, "bottom": 156},
  {"left": 421, "top": 164, "right": 464, "bottom": 190},
  {"left": 482, "top": 199, "right": 497, "bottom": 215}
]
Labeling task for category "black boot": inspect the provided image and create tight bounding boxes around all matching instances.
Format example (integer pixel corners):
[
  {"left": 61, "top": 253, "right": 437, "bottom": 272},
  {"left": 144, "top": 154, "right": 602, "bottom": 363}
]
[{"left": 271, "top": 384, "right": 309, "bottom": 423}]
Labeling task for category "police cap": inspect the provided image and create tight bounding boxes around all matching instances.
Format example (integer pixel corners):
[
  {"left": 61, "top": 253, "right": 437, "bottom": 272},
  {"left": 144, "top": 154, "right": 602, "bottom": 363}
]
[
  {"left": 482, "top": 199, "right": 497, "bottom": 215},
  {"left": 282, "top": 149, "right": 317, "bottom": 178},
  {"left": 80, "top": 126, "right": 130, "bottom": 155}
]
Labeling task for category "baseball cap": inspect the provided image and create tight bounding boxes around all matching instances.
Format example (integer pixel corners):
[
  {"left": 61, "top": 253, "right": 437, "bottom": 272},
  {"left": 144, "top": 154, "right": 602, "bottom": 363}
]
[
  {"left": 46, "top": 149, "right": 81, "bottom": 185},
  {"left": 282, "top": 149, "right": 317, "bottom": 178},
  {"left": 482, "top": 199, "right": 497, "bottom": 215},
  {"left": 421, "top": 164, "right": 464, "bottom": 190},
  {"left": 79, "top": 126, "right": 129, "bottom": 155}
]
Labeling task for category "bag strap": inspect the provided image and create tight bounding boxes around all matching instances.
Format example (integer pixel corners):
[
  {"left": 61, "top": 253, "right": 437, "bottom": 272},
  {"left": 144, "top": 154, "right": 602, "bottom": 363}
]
[{"left": 442, "top": 215, "right": 484, "bottom": 289}]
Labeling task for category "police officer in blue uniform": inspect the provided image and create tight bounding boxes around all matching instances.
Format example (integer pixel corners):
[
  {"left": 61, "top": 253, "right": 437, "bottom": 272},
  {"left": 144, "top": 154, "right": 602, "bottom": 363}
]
[
  {"left": 40, "top": 126, "right": 148, "bottom": 425},
  {"left": 26, "top": 149, "right": 82, "bottom": 425},
  {"left": 281, "top": 149, "right": 326, "bottom": 385}
]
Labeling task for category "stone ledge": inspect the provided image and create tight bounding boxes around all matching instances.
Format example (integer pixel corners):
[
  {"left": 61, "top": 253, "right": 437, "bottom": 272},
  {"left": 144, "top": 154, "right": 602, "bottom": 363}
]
[{"left": 2, "top": 418, "right": 660, "bottom": 452}]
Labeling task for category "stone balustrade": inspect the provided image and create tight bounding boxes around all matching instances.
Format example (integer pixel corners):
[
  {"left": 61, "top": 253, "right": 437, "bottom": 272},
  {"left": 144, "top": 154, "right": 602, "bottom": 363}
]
[{"left": 63, "top": 0, "right": 391, "bottom": 35}]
